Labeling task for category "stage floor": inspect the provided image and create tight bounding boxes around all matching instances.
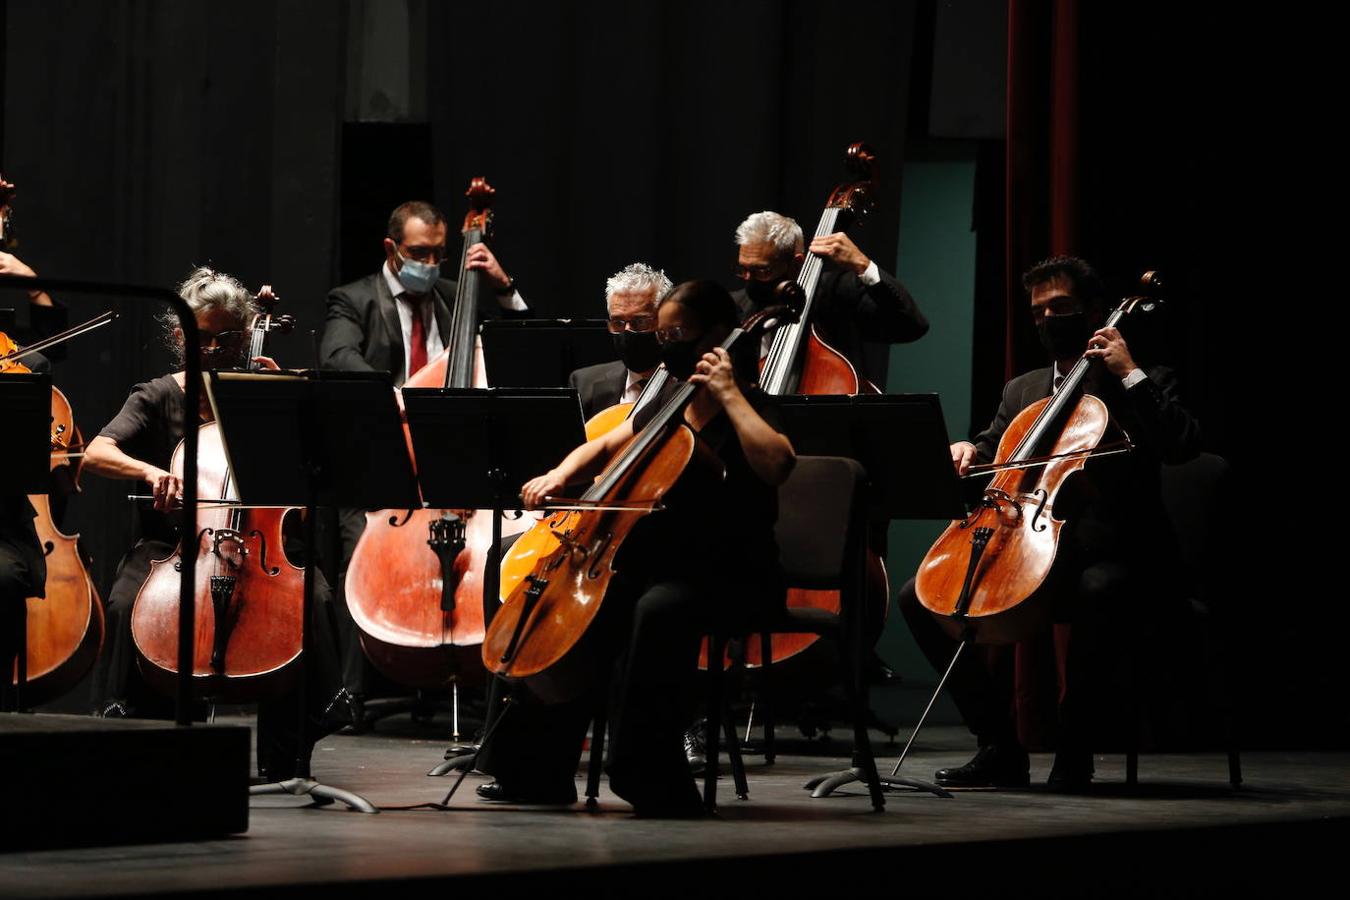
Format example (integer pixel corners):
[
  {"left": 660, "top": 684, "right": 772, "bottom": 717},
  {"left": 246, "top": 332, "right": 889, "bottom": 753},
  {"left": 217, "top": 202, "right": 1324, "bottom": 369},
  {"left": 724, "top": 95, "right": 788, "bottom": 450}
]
[{"left": 4, "top": 713, "right": 1347, "bottom": 899}]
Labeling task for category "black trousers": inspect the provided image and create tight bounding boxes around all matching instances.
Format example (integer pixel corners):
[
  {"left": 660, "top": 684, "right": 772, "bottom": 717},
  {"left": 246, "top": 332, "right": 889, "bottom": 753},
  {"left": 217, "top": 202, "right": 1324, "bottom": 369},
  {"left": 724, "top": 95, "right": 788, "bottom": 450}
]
[
  {"left": 897, "top": 557, "right": 1138, "bottom": 752},
  {"left": 478, "top": 570, "right": 779, "bottom": 810},
  {"left": 91, "top": 539, "right": 342, "bottom": 778},
  {"left": 0, "top": 541, "right": 35, "bottom": 712}
]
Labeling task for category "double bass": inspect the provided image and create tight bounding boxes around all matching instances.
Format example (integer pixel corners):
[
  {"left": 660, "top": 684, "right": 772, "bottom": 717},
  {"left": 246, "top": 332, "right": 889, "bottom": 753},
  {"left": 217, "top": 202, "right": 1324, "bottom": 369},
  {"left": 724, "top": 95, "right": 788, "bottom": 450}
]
[
  {"left": 346, "top": 177, "right": 510, "bottom": 687},
  {"left": 914, "top": 281, "right": 1158, "bottom": 642},
  {"left": 708, "top": 142, "right": 890, "bottom": 670},
  {"left": 130, "top": 287, "right": 305, "bottom": 701}
]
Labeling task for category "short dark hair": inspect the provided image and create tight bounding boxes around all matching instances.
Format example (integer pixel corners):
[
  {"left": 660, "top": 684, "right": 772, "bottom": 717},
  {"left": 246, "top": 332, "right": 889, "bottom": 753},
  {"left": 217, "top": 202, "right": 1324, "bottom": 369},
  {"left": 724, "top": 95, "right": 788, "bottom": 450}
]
[
  {"left": 658, "top": 279, "right": 739, "bottom": 332},
  {"left": 387, "top": 201, "right": 447, "bottom": 244},
  {"left": 1022, "top": 255, "right": 1107, "bottom": 311}
]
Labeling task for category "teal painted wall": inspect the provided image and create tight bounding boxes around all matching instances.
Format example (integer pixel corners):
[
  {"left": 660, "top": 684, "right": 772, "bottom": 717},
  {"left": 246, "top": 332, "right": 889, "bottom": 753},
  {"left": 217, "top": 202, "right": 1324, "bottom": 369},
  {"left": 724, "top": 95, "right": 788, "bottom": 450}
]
[{"left": 873, "top": 145, "right": 978, "bottom": 723}]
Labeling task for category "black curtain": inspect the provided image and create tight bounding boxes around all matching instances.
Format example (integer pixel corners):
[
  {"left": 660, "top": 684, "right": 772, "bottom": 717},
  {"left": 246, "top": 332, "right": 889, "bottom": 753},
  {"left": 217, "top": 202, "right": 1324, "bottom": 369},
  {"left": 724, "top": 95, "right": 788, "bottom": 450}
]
[
  {"left": 425, "top": 0, "right": 918, "bottom": 317},
  {"left": 2, "top": 0, "right": 917, "bottom": 612}
]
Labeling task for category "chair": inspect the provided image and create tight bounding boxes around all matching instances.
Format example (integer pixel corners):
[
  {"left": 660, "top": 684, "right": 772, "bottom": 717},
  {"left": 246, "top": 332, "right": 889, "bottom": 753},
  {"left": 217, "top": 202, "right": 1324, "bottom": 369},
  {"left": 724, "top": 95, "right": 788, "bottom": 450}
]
[
  {"left": 705, "top": 456, "right": 886, "bottom": 811},
  {"left": 1126, "top": 451, "right": 1241, "bottom": 787}
]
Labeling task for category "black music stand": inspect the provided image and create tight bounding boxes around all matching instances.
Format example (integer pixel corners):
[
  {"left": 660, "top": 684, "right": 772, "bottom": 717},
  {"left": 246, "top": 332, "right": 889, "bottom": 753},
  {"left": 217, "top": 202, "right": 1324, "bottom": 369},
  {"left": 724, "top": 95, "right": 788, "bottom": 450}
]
[
  {"left": 774, "top": 393, "right": 965, "bottom": 800},
  {"left": 400, "top": 387, "right": 586, "bottom": 789},
  {"left": 208, "top": 369, "right": 421, "bottom": 813},
  {"left": 479, "top": 319, "right": 615, "bottom": 387},
  {"left": 0, "top": 374, "right": 52, "bottom": 712}
]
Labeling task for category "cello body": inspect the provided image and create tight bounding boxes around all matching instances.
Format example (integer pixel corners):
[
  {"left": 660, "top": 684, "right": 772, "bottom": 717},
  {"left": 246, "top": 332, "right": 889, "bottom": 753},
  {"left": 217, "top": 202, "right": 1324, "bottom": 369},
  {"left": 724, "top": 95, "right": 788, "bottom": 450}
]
[{"left": 131, "top": 423, "right": 305, "bottom": 701}]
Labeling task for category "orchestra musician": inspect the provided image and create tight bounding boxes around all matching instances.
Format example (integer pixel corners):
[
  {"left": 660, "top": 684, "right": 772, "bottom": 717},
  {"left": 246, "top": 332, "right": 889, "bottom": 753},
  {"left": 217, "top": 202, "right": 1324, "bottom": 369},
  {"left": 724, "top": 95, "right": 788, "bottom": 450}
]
[
  {"left": 897, "top": 256, "right": 1201, "bottom": 790},
  {"left": 83, "top": 267, "right": 342, "bottom": 780},
  {"left": 476, "top": 280, "right": 795, "bottom": 816},
  {"left": 730, "top": 210, "right": 928, "bottom": 384},
  {"left": 567, "top": 262, "right": 671, "bottom": 419},
  {"left": 318, "top": 200, "right": 531, "bottom": 722}
]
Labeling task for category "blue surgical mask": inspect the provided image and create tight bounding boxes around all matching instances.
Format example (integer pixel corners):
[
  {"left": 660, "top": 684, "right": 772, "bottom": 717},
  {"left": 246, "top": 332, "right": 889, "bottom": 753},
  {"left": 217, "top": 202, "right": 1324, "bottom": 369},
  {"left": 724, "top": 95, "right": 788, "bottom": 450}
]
[{"left": 395, "top": 254, "right": 440, "bottom": 295}]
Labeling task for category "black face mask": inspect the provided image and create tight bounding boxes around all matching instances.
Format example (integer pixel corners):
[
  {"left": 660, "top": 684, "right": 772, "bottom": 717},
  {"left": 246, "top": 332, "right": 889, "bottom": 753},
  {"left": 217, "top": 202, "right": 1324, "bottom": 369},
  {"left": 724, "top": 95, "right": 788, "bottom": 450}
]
[
  {"left": 660, "top": 339, "right": 703, "bottom": 381},
  {"left": 744, "top": 278, "right": 779, "bottom": 307},
  {"left": 1036, "top": 312, "right": 1092, "bottom": 359},
  {"left": 611, "top": 330, "right": 662, "bottom": 374}
]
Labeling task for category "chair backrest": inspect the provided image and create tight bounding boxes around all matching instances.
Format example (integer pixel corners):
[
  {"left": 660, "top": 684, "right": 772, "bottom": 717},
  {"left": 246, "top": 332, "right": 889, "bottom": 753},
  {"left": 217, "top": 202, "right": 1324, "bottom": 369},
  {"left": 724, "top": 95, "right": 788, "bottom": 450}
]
[
  {"left": 1159, "top": 451, "right": 1230, "bottom": 602},
  {"left": 774, "top": 455, "right": 867, "bottom": 589}
]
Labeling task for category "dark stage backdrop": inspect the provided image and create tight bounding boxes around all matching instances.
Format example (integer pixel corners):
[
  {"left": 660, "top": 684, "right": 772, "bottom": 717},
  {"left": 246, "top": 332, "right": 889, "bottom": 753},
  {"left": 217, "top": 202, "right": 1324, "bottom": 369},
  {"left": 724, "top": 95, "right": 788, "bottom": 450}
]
[{"left": 1, "top": 0, "right": 917, "bottom": 607}]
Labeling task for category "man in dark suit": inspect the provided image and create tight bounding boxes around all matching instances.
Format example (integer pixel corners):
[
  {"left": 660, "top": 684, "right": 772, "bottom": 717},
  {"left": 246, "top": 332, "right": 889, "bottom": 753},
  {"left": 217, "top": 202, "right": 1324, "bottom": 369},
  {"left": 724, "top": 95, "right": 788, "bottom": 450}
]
[
  {"left": 729, "top": 210, "right": 928, "bottom": 385},
  {"left": 566, "top": 262, "right": 671, "bottom": 420},
  {"left": 321, "top": 200, "right": 529, "bottom": 386},
  {"left": 897, "top": 256, "right": 1201, "bottom": 790},
  {"left": 318, "top": 200, "right": 531, "bottom": 718}
]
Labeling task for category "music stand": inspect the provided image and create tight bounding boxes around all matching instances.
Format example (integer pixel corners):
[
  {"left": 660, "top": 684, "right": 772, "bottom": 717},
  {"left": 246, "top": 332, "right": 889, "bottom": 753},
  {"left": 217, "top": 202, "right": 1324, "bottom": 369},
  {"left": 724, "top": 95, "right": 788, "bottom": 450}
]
[
  {"left": 401, "top": 386, "right": 586, "bottom": 790},
  {"left": 207, "top": 369, "right": 420, "bottom": 813},
  {"left": 479, "top": 319, "right": 615, "bottom": 387},
  {"left": 0, "top": 374, "right": 52, "bottom": 712},
  {"left": 774, "top": 393, "right": 964, "bottom": 800}
]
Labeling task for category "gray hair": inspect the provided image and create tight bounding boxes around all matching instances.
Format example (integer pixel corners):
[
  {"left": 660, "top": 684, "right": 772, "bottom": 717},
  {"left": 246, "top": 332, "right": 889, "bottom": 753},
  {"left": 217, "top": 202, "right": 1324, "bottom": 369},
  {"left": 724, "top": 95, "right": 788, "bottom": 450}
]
[
  {"left": 734, "top": 211, "right": 804, "bottom": 255},
  {"left": 604, "top": 262, "right": 672, "bottom": 309},
  {"left": 160, "top": 266, "right": 257, "bottom": 364}
]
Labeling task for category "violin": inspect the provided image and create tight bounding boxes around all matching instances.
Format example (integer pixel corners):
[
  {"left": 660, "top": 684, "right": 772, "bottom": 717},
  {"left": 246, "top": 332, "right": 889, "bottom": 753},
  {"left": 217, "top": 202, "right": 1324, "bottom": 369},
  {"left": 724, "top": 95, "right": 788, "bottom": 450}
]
[
  {"left": 712, "top": 142, "right": 889, "bottom": 671},
  {"left": 129, "top": 286, "right": 305, "bottom": 701},
  {"left": 346, "top": 177, "right": 513, "bottom": 687},
  {"left": 914, "top": 277, "right": 1160, "bottom": 643},
  {"left": 483, "top": 307, "right": 791, "bottom": 703}
]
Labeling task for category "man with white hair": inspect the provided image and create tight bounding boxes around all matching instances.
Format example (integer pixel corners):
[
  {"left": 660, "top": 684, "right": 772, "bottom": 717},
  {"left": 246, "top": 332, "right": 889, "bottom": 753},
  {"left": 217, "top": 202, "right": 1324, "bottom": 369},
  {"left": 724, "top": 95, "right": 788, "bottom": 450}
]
[
  {"left": 732, "top": 211, "right": 928, "bottom": 384},
  {"left": 567, "top": 262, "right": 673, "bottom": 419}
]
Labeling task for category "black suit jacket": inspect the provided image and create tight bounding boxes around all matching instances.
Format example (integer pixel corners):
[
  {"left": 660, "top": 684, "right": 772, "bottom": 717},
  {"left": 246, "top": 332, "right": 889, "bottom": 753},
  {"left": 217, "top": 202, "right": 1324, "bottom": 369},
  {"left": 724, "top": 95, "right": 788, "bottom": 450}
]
[
  {"left": 732, "top": 265, "right": 927, "bottom": 386},
  {"left": 971, "top": 363, "right": 1201, "bottom": 561},
  {"left": 567, "top": 360, "right": 629, "bottom": 420},
  {"left": 320, "top": 271, "right": 529, "bottom": 386}
]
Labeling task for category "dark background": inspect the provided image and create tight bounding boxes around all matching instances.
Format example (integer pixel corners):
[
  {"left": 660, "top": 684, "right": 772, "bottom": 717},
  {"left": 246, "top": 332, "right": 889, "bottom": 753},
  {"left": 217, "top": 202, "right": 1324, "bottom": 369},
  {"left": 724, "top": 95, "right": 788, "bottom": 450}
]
[{"left": 2, "top": 2, "right": 1330, "bottom": 744}]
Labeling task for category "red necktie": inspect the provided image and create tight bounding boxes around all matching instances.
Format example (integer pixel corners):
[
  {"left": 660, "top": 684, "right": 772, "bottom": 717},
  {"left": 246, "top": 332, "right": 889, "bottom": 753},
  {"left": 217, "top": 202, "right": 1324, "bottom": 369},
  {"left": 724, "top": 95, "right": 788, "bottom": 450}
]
[{"left": 408, "top": 299, "right": 428, "bottom": 378}]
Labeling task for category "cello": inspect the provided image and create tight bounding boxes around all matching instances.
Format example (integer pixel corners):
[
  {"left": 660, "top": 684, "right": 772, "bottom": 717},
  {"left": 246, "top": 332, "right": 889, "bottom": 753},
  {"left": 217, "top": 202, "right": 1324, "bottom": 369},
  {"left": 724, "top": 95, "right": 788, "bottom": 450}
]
[
  {"left": 913, "top": 281, "right": 1158, "bottom": 643},
  {"left": 346, "top": 177, "right": 512, "bottom": 687},
  {"left": 483, "top": 306, "right": 792, "bottom": 702},
  {"left": 2, "top": 179, "right": 108, "bottom": 704},
  {"left": 129, "top": 286, "right": 305, "bottom": 702},
  {"left": 710, "top": 142, "right": 890, "bottom": 670}
]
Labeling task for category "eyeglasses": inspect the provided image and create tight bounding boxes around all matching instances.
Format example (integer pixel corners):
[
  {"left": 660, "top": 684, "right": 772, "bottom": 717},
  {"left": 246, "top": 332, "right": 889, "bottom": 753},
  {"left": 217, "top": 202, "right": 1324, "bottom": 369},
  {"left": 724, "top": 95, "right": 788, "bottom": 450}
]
[
  {"left": 654, "top": 326, "right": 701, "bottom": 344},
  {"left": 401, "top": 245, "right": 449, "bottom": 265},
  {"left": 198, "top": 328, "right": 246, "bottom": 347},
  {"left": 734, "top": 263, "right": 787, "bottom": 282},
  {"left": 605, "top": 315, "right": 658, "bottom": 334}
]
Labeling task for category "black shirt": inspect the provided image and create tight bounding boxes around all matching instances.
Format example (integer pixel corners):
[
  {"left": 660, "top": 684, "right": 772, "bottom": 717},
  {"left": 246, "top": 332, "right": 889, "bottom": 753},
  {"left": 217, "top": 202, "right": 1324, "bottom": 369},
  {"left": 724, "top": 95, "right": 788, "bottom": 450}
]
[
  {"left": 625, "top": 381, "right": 783, "bottom": 605},
  {"left": 97, "top": 374, "right": 189, "bottom": 544}
]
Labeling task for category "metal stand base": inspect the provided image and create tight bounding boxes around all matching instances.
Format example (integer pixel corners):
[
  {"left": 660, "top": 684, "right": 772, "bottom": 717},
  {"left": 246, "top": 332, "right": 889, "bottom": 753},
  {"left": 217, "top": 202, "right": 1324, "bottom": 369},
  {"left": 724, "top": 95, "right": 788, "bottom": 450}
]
[
  {"left": 249, "top": 777, "right": 378, "bottom": 813},
  {"left": 428, "top": 749, "right": 478, "bottom": 777},
  {"left": 803, "top": 767, "right": 952, "bottom": 799}
]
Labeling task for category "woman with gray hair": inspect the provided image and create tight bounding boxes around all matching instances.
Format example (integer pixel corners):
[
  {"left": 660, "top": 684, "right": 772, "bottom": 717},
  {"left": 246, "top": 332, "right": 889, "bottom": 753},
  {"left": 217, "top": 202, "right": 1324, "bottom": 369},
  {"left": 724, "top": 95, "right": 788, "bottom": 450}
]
[{"left": 85, "top": 267, "right": 343, "bottom": 781}]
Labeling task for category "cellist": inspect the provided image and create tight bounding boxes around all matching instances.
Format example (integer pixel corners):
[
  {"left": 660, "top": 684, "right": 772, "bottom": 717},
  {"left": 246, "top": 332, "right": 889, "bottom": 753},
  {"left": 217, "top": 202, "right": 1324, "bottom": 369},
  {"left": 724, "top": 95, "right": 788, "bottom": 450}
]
[
  {"left": 83, "top": 267, "right": 343, "bottom": 780},
  {"left": 476, "top": 280, "right": 795, "bottom": 816},
  {"left": 898, "top": 256, "right": 1201, "bottom": 790}
]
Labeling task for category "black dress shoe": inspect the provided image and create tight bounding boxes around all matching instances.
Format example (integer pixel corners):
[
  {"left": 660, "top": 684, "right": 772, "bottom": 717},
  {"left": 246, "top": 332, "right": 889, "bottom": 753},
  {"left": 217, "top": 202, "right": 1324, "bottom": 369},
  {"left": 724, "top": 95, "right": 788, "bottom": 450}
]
[
  {"left": 1047, "top": 750, "right": 1094, "bottom": 792},
  {"left": 475, "top": 780, "right": 577, "bottom": 805},
  {"left": 934, "top": 744, "right": 1031, "bottom": 788},
  {"left": 684, "top": 720, "right": 707, "bottom": 774}
]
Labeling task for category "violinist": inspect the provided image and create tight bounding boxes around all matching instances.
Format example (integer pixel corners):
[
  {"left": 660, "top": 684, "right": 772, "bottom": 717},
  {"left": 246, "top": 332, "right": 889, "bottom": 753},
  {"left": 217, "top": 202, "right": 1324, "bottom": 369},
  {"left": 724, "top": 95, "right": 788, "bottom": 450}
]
[
  {"left": 898, "top": 255, "right": 1201, "bottom": 790},
  {"left": 476, "top": 280, "right": 795, "bottom": 816},
  {"left": 731, "top": 210, "right": 928, "bottom": 383},
  {"left": 83, "top": 267, "right": 341, "bottom": 780},
  {"left": 567, "top": 262, "right": 671, "bottom": 419},
  {"left": 319, "top": 200, "right": 531, "bottom": 720}
]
